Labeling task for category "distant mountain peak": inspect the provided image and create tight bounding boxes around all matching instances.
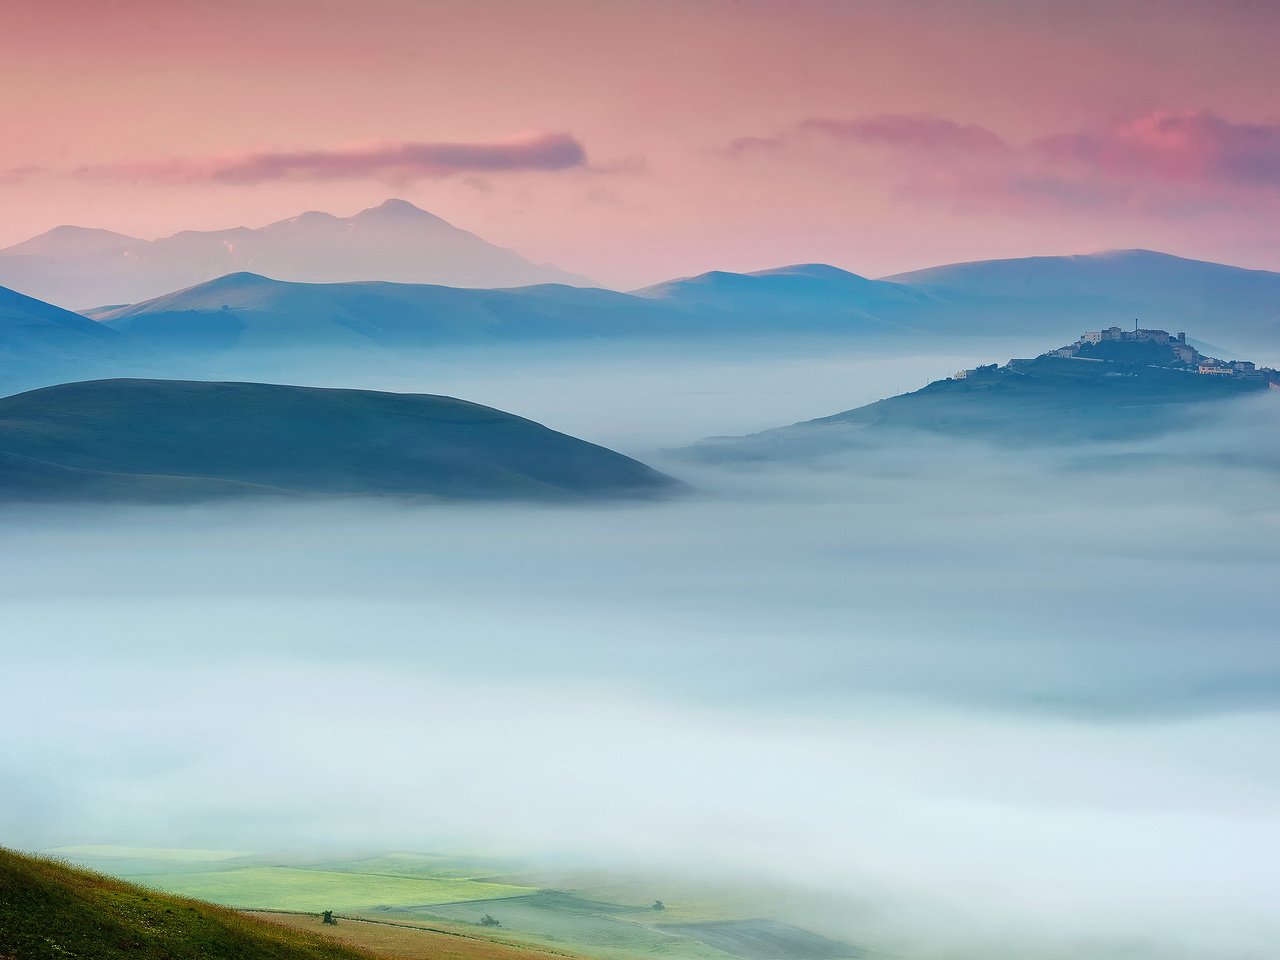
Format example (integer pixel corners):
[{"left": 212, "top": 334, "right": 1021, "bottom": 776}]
[
  {"left": 288, "top": 210, "right": 341, "bottom": 225},
  {"left": 42, "top": 225, "right": 137, "bottom": 240},
  {"left": 175, "top": 271, "right": 278, "bottom": 295},
  {"left": 0, "top": 199, "right": 590, "bottom": 305},
  {"left": 3, "top": 224, "right": 144, "bottom": 258},
  {"left": 750, "top": 263, "right": 871, "bottom": 282},
  {"left": 354, "top": 198, "right": 447, "bottom": 224}
]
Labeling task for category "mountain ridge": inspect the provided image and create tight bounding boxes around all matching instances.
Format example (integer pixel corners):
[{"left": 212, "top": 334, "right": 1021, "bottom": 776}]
[{"left": 0, "top": 199, "right": 591, "bottom": 307}]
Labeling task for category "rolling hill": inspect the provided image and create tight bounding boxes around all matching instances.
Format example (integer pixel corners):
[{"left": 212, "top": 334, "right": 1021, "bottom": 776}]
[
  {"left": 0, "top": 379, "right": 680, "bottom": 503},
  {"left": 77, "top": 249, "right": 1280, "bottom": 357},
  {"left": 88, "top": 264, "right": 940, "bottom": 352},
  {"left": 885, "top": 249, "right": 1280, "bottom": 344},
  {"left": 0, "top": 846, "right": 373, "bottom": 960},
  {"left": 90, "top": 272, "right": 673, "bottom": 350},
  {"left": 632, "top": 263, "right": 932, "bottom": 333},
  {"left": 0, "top": 283, "right": 124, "bottom": 361},
  {"left": 686, "top": 339, "right": 1280, "bottom": 458},
  {"left": 0, "top": 199, "right": 590, "bottom": 309}
]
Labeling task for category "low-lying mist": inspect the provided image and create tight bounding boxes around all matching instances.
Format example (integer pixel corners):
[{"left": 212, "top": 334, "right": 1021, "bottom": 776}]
[{"left": 3, "top": 346, "right": 1278, "bottom": 960}]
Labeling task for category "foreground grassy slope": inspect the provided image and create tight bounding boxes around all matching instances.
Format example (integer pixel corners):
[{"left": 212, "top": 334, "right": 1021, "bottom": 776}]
[
  {"left": 0, "top": 847, "right": 374, "bottom": 960},
  {"left": 0, "top": 378, "right": 679, "bottom": 503}
]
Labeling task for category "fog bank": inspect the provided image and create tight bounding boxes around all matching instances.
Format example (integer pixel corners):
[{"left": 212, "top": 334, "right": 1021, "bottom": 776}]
[{"left": 3, "top": 351, "right": 1278, "bottom": 959}]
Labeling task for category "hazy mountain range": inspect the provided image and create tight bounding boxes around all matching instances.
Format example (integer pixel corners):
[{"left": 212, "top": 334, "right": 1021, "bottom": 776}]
[
  {"left": 0, "top": 196, "right": 1275, "bottom": 350},
  {"left": 65, "top": 249, "right": 1279, "bottom": 356},
  {"left": 0, "top": 379, "right": 677, "bottom": 503},
  {"left": 3, "top": 205, "right": 1280, "bottom": 378},
  {"left": 0, "top": 199, "right": 590, "bottom": 308}
]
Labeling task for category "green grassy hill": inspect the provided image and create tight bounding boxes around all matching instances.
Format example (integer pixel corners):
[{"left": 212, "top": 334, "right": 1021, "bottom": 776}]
[
  {"left": 0, "top": 847, "right": 373, "bottom": 960},
  {"left": 0, "top": 378, "right": 680, "bottom": 503}
]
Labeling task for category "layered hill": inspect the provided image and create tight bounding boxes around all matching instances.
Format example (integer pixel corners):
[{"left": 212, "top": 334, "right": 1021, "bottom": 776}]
[
  {"left": 0, "top": 379, "right": 679, "bottom": 503},
  {"left": 885, "top": 249, "right": 1280, "bottom": 343},
  {"left": 0, "top": 199, "right": 589, "bottom": 308},
  {"left": 0, "top": 846, "right": 372, "bottom": 960},
  {"left": 632, "top": 263, "right": 933, "bottom": 333},
  {"left": 689, "top": 335, "right": 1279, "bottom": 458},
  {"left": 91, "top": 272, "right": 671, "bottom": 350},
  {"left": 75, "top": 250, "right": 1280, "bottom": 356},
  {"left": 91, "top": 263, "right": 933, "bottom": 351},
  {"left": 0, "top": 283, "right": 124, "bottom": 361}
]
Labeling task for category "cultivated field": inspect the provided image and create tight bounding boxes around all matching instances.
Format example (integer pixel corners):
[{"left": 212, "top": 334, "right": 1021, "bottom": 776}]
[
  {"left": 51, "top": 847, "right": 867, "bottom": 960},
  {"left": 247, "top": 911, "right": 584, "bottom": 960}
]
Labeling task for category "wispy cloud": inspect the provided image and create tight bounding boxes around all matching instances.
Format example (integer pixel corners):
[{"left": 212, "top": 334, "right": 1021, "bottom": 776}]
[
  {"left": 798, "top": 114, "right": 1009, "bottom": 153},
  {"left": 726, "top": 113, "right": 1007, "bottom": 157},
  {"left": 724, "top": 134, "right": 787, "bottom": 156},
  {"left": 76, "top": 132, "right": 588, "bottom": 185},
  {"left": 0, "top": 164, "right": 48, "bottom": 185},
  {"left": 728, "top": 109, "right": 1280, "bottom": 217},
  {"left": 1033, "top": 111, "right": 1280, "bottom": 190}
]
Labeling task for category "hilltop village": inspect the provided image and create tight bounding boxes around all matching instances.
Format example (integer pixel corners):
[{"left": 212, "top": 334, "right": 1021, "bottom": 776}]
[{"left": 955, "top": 326, "right": 1280, "bottom": 384}]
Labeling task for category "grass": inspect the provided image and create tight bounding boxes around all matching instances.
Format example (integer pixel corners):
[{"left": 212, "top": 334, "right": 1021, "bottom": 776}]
[
  {"left": 246, "top": 911, "right": 586, "bottom": 960},
  {"left": 0, "top": 847, "right": 375, "bottom": 960},
  {"left": 123, "top": 866, "right": 535, "bottom": 913},
  {"left": 38, "top": 847, "right": 863, "bottom": 960},
  {"left": 373, "top": 892, "right": 744, "bottom": 960}
]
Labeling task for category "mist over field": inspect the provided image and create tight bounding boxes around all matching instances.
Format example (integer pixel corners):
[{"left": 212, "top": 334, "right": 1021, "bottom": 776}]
[{"left": 3, "top": 349, "right": 1278, "bottom": 960}]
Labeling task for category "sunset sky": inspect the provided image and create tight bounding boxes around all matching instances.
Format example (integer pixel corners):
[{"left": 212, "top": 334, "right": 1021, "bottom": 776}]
[{"left": 4, "top": 0, "right": 1280, "bottom": 288}]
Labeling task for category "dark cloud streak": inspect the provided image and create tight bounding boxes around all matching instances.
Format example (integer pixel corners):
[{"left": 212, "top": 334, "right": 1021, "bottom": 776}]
[{"left": 76, "top": 132, "right": 588, "bottom": 185}]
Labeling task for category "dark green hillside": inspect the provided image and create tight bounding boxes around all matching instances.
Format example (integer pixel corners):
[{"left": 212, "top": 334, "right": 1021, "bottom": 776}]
[
  {"left": 0, "top": 379, "right": 679, "bottom": 503},
  {"left": 687, "top": 350, "right": 1278, "bottom": 460},
  {"left": 0, "top": 847, "right": 372, "bottom": 960}
]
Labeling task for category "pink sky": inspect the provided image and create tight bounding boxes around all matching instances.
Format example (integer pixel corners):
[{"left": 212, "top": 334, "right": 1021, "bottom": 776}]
[{"left": 3, "top": 0, "right": 1279, "bottom": 288}]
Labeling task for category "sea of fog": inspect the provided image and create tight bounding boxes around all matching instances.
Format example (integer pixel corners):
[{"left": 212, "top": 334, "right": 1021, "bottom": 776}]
[{"left": 3, "top": 342, "right": 1279, "bottom": 960}]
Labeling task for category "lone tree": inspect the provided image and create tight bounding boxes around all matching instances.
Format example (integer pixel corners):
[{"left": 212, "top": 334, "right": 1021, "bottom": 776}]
[
  {"left": 480, "top": 914, "right": 501, "bottom": 927},
  {"left": 321, "top": 910, "right": 338, "bottom": 925}
]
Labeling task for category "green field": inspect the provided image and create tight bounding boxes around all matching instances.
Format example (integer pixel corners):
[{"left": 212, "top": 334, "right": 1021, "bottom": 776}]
[
  {"left": 118, "top": 865, "right": 535, "bottom": 913},
  {"left": 379, "top": 891, "right": 743, "bottom": 960},
  {"left": 49, "top": 847, "right": 868, "bottom": 960}
]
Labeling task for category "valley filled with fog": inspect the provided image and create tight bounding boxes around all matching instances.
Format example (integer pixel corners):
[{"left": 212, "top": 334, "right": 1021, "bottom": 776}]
[{"left": 3, "top": 343, "right": 1278, "bottom": 960}]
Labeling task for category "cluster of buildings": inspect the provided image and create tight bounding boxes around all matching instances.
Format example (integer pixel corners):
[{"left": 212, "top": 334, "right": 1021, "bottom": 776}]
[
  {"left": 1068, "top": 326, "right": 1198, "bottom": 364},
  {"left": 1060, "top": 325, "right": 1275, "bottom": 380},
  {"left": 954, "top": 324, "right": 1277, "bottom": 383}
]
